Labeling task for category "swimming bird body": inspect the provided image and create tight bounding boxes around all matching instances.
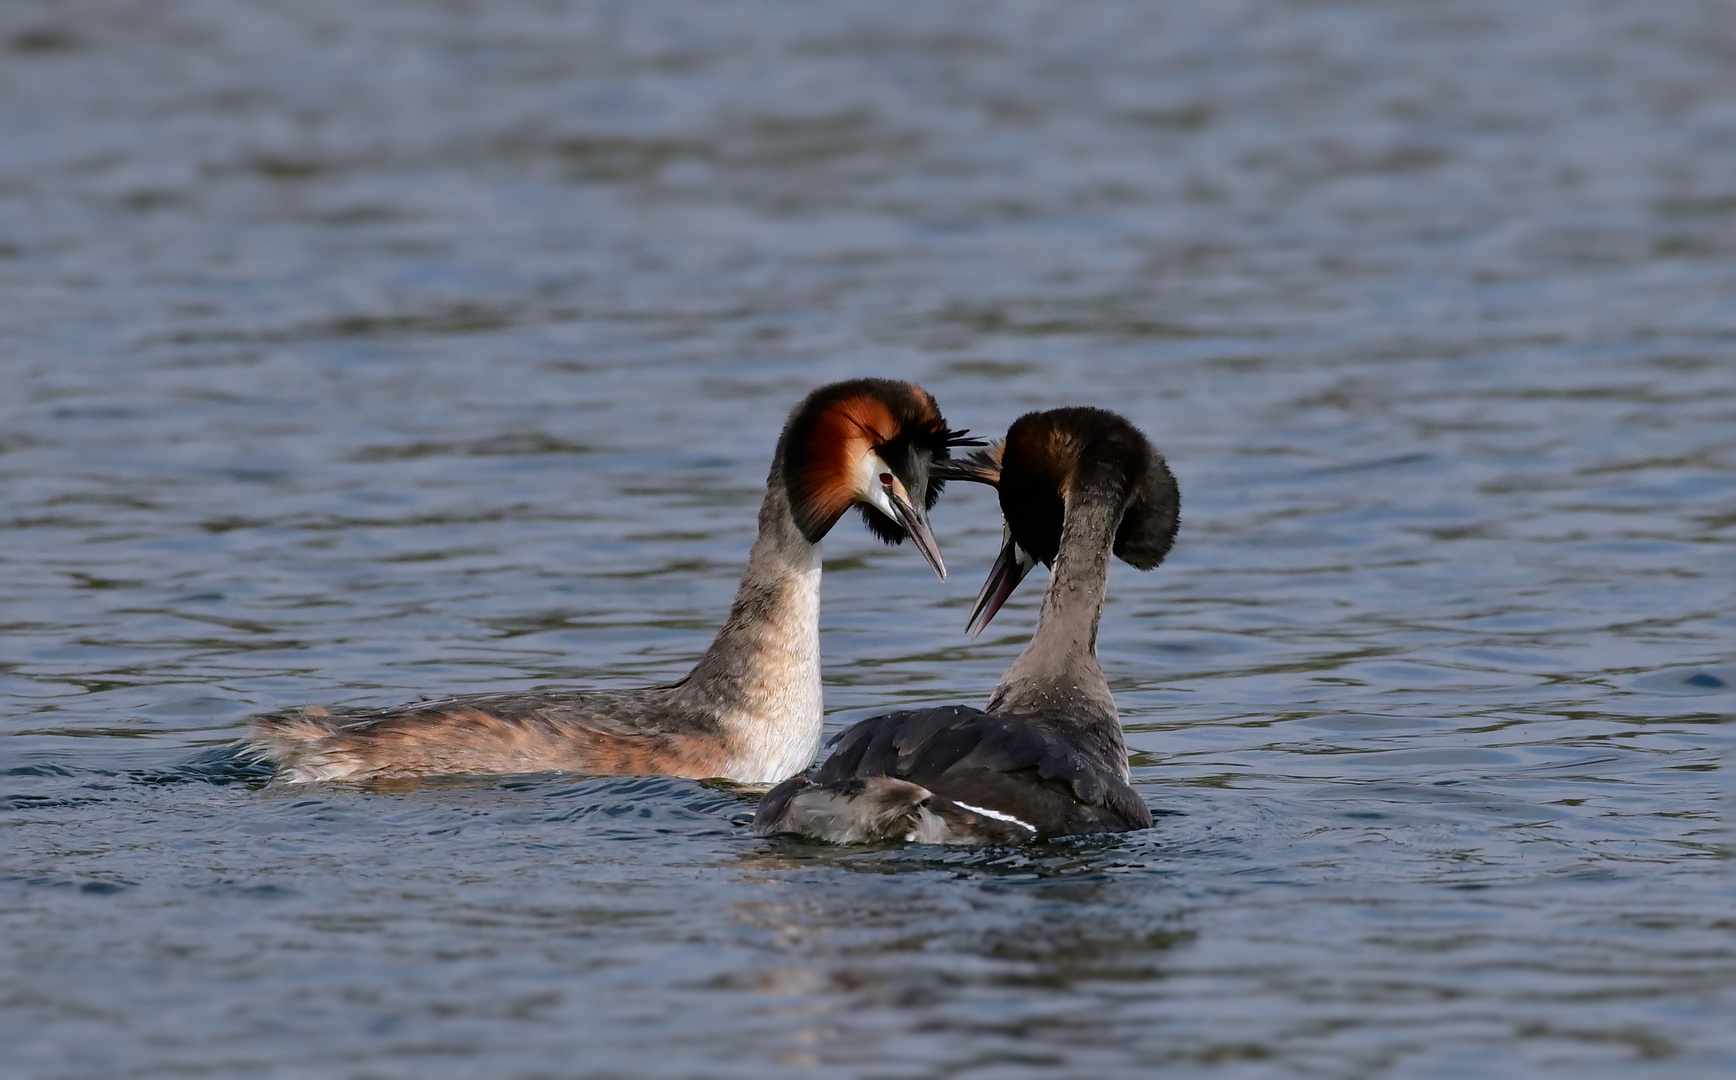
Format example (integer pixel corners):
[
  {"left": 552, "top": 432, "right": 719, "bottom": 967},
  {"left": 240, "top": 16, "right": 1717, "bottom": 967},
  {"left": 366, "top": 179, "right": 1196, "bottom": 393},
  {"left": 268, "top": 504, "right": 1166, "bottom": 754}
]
[
  {"left": 251, "top": 379, "right": 970, "bottom": 785},
  {"left": 755, "top": 407, "right": 1179, "bottom": 844}
]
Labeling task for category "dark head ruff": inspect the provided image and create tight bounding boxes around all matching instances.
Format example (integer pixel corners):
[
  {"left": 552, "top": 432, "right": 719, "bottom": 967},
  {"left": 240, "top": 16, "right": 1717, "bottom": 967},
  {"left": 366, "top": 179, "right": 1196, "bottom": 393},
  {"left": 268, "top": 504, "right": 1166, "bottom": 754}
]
[
  {"left": 945, "top": 406, "right": 1179, "bottom": 570},
  {"left": 936, "top": 407, "right": 1179, "bottom": 638}
]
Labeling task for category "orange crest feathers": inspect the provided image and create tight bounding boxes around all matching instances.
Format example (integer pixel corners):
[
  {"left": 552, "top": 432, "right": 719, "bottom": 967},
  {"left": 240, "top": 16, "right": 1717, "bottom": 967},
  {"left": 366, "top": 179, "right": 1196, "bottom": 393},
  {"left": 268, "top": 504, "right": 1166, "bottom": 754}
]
[{"left": 786, "top": 392, "right": 899, "bottom": 541}]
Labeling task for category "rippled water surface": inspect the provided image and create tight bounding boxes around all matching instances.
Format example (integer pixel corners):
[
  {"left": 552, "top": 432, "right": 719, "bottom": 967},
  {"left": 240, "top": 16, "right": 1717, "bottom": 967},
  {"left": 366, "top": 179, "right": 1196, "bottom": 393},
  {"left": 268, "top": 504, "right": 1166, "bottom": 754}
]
[{"left": 3, "top": 2, "right": 1733, "bottom": 1076}]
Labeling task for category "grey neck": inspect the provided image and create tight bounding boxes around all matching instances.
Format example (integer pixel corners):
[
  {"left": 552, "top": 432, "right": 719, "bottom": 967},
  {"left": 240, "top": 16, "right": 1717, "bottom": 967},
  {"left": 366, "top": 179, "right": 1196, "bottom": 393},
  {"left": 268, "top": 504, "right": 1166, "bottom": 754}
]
[{"left": 987, "top": 485, "right": 1123, "bottom": 729}]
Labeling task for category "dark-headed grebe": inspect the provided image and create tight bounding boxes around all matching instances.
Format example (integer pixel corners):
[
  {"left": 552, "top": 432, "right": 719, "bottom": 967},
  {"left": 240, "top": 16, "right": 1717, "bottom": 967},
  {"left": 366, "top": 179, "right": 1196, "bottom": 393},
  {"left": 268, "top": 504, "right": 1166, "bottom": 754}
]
[
  {"left": 754, "top": 407, "right": 1179, "bottom": 844},
  {"left": 251, "top": 379, "right": 975, "bottom": 784}
]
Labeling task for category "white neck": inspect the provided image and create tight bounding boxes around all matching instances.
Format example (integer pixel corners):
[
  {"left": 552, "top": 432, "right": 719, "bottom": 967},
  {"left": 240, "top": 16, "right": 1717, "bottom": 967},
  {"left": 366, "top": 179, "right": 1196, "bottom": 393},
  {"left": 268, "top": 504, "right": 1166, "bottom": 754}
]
[{"left": 677, "top": 463, "right": 826, "bottom": 783}]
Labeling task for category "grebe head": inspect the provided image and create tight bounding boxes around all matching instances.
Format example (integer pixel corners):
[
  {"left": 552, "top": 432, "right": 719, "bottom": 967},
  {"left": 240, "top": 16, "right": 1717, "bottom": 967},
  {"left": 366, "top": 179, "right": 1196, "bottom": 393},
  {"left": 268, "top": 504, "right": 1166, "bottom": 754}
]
[
  {"left": 937, "top": 407, "right": 1179, "bottom": 634},
  {"left": 780, "top": 378, "right": 979, "bottom": 580}
]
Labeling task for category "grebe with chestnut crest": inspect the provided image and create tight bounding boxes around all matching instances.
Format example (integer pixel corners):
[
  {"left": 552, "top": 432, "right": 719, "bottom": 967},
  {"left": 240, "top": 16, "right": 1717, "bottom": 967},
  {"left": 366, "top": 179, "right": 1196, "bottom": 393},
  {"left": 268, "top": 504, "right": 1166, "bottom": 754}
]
[
  {"left": 250, "top": 379, "right": 975, "bottom": 785},
  {"left": 754, "top": 407, "right": 1179, "bottom": 844}
]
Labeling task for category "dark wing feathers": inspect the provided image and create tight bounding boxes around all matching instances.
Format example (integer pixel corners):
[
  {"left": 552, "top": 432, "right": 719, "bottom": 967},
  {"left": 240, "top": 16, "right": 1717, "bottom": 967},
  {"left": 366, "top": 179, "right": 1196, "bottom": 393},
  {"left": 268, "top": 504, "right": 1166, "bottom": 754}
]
[{"left": 810, "top": 705, "right": 1150, "bottom": 837}]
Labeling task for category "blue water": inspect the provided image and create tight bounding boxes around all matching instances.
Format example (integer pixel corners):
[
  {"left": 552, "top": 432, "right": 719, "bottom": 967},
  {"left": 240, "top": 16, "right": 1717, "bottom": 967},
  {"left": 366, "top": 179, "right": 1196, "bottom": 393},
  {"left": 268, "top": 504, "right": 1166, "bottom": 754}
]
[{"left": 3, "top": 2, "right": 1732, "bottom": 1076}]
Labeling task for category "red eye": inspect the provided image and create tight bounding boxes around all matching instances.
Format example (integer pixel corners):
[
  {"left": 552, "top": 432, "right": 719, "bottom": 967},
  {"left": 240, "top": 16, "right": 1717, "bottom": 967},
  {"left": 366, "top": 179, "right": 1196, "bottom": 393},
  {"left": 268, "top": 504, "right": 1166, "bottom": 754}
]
[{"left": 879, "top": 473, "right": 894, "bottom": 486}]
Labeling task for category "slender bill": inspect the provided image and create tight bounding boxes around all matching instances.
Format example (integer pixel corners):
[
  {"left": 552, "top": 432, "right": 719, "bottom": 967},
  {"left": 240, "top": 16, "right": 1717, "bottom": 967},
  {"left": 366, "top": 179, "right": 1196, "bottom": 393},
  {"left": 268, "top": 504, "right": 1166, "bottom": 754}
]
[
  {"left": 890, "top": 491, "right": 947, "bottom": 580},
  {"left": 965, "top": 534, "right": 1036, "bottom": 637}
]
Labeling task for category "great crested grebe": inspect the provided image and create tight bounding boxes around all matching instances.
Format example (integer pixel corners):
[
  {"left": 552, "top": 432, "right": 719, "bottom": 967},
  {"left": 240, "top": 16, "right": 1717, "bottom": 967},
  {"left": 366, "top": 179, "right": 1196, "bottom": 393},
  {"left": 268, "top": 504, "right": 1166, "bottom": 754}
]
[
  {"left": 754, "top": 407, "right": 1179, "bottom": 844},
  {"left": 250, "top": 378, "right": 976, "bottom": 785}
]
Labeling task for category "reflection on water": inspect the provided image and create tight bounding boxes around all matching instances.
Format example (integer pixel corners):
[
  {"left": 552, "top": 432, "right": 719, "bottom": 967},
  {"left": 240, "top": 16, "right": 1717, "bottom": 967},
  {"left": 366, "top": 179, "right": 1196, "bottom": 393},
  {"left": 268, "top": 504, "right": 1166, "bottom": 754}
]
[{"left": 2, "top": 1, "right": 1732, "bottom": 1076}]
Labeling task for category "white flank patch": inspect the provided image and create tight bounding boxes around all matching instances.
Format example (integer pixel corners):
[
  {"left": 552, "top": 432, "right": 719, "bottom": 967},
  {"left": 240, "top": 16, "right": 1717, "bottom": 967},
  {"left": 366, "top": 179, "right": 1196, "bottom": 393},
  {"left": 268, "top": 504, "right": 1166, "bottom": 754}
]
[{"left": 952, "top": 800, "right": 1035, "bottom": 832}]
